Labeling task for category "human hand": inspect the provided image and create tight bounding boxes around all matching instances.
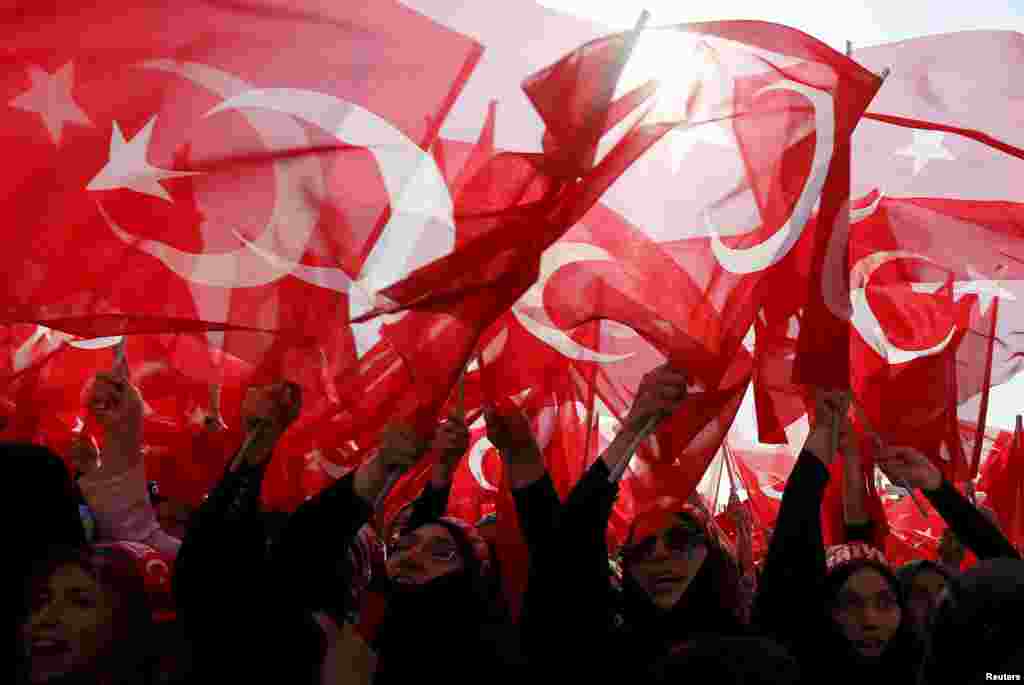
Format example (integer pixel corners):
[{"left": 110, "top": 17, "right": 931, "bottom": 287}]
[
  {"left": 233, "top": 382, "right": 302, "bottom": 469},
  {"left": 377, "top": 423, "right": 430, "bottom": 472},
  {"left": 803, "top": 388, "right": 850, "bottom": 465},
  {"left": 87, "top": 373, "right": 143, "bottom": 440},
  {"left": 431, "top": 416, "right": 470, "bottom": 478},
  {"left": 483, "top": 403, "right": 542, "bottom": 465},
  {"left": 877, "top": 445, "right": 943, "bottom": 492},
  {"left": 623, "top": 364, "right": 689, "bottom": 434}
]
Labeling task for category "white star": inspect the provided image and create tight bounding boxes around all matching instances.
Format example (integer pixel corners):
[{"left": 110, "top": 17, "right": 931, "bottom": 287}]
[
  {"left": 908, "top": 266, "right": 1019, "bottom": 317},
  {"left": 9, "top": 62, "right": 93, "bottom": 145},
  {"left": 956, "top": 266, "right": 1018, "bottom": 317},
  {"left": 894, "top": 130, "right": 955, "bottom": 175},
  {"left": 87, "top": 117, "right": 200, "bottom": 202}
]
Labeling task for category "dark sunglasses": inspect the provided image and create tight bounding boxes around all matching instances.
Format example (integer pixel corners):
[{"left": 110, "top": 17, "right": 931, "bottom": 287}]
[{"left": 621, "top": 526, "right": 707, "bottom": 564}]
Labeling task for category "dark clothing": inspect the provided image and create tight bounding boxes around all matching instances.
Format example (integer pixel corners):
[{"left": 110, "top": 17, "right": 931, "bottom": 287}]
[
  {"left": 922, "top": 480, "right": 1019, "bottom": 561},
  {"left": 174, "top": 463, "right": 327, "bottom": 684},
  {"left": 522, "top": 460, "right": 745, "bottom": 682},
  {"left": 267, "top": 468, "right": 526, "bottom": 684},
  {"left": 372, "top": 569, "right": 527, "bottom": 685},
  {"left": 10, "top": 442, "right": 88, "bottom": 683},
  {"left": 405, "top": 480, "right": 451, "bottom": 532},
  {"left": 923, "top": 558, "right": 1024, "bottom": 684},
  {"left": 754, "top": 451, "right": 923, "bottom": 685}
]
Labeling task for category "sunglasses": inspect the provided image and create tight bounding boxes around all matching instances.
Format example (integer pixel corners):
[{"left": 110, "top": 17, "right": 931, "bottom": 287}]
[{"left": 621, "top": 526, "right": 707, "bottom": 565}]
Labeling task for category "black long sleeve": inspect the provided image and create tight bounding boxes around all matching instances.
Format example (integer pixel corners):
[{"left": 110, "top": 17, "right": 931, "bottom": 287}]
[
  {"left": 174, "top": 462, "right": 324, "bottom": 683},
  {"left": 754, "top": 450, "right": 830, "bottom": 647},
  {"left": 174, "top": 462, "right": 270, "bottom": 627},
  {"left": 511, "top": 472, "right": 562, "bottom": 560},
  {"left": 923, "top": 480, "right": 1020, "bottom": 561},
  {"left": 269, "top": 472, "right": 374, "bottom": 619},
  {"left": 519, "top": 460, "right": 618, "bottom": 665}
]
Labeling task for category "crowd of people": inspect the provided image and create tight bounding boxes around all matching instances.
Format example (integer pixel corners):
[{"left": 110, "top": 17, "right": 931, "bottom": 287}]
[{"left": 11, "top": 364, "right": 1024, "bottom": 684}]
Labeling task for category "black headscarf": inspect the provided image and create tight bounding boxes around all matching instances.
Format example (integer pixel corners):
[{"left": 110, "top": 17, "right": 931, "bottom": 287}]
[
  {"left": 921, "top": 558, "right": 1024, "bottom": 684},
  {"left": 812, "top": 558, "right": 923, "bottom": 684},
  {"left": 371, "top": 519, "right": 523, "bottom": 685},
  {"left": 618, "top": 509, "right": 747, "bottom": 661}
]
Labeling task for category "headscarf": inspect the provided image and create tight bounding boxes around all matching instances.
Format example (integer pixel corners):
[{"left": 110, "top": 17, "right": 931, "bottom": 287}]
[
  {"left": 616, "top": 500, "right": 746, "bottom": 658},
  {"left": 815, "top": 545, "right": 923, "bottom": 683},
  {"left": 923, "top": 558, "right": 1024, "bottom": 684},
  {"left": 373, "top": 516, "right": 519, "bottom": 685}
]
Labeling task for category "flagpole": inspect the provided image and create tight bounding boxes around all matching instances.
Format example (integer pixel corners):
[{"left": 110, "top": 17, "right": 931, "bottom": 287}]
[
  {"left": 852, "top": 400, "right": 930, "bottom": 518},
  {"left": 608, "top": 412, "right": 662, "bottom": 483},
  {"left": 969, "top": 297, "right": 1000, "bottom": 489}
]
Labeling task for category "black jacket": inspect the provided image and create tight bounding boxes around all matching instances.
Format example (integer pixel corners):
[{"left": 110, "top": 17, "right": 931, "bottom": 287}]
[{"left": 754, "top": 451, "right": 923, "bottom": 685}]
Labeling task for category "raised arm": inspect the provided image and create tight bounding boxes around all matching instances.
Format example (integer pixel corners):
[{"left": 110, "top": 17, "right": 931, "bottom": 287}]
[
  {"left": 878, "top": 445, "right": 1019, "bottom": 561},
  {"left": 755, "top": 389, "right": 847, "bottom": 643},
  {"left": 529, "top": 365, "right": 688, "bottom": 645},
  {"left": 271, "top": 421, "right": 430, "bottom": 618},
  {"left": 77, "top": 373, "right": 180, "bottom": 558},
  {"left": 405, "top": 416, "right": 469, "bottom": 532},
  {"left": 483, "top": 403, "right": 561, "bottom": 554}
]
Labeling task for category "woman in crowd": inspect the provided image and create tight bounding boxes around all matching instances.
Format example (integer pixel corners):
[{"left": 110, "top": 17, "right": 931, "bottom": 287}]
[
  {"left": 20, "top": 542, "right": 169, "bottom": 685},
  {"left": 882, "top": 442, "right": 1018, "bottom": 638},
  {"left": 754, "top": 390, "right": 923, "bottom": 683},
  {"left": 922, "top": 558, "right": 1024, "bottom": 683},
  {"left": 11, "top": 442, "right": 89, "bottom": 683},
  {"left": 755, "top": 389, "right": 1020, "bottom": 683},
  {"left": 516, "top": 365, "right": 748, "bottom": 681}
]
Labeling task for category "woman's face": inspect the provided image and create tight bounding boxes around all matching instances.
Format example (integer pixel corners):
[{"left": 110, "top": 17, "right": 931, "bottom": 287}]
[
  {"left": 386, "top": 523, "right": 465, "bottom": 586},
  {"left": 624, "top": 520, "right": 709, "bottom": 611},
  {"left": 22, "top": 563, "right": 120, "bottom": 683},
  {"left": 906, "top": 569, "right": 947, "bottom": 635},
  {"left": 832, "top": 568, "right": 902, "bottom": 659}
]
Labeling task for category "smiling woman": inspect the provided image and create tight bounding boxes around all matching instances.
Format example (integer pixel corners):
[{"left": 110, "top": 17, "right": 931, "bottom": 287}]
[{"left": 20, "top": 545, "right": 159, "bottom": 685}]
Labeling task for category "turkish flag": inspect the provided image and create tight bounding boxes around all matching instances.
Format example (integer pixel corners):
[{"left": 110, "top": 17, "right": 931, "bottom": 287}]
[
  {"left": 978, "top": 417, "right": 1024, "bottom": 553},
  {"left": 0, "top": 0, "right": 482, "bottom": 405}
]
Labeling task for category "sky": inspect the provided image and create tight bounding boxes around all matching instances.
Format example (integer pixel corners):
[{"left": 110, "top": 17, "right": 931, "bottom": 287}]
[
  {"left": 402, "top": 1, "right": 1024, "bottom": 437},
  {"left": 542, "top": 0, "right": 1024, "bottom": 436},
  {"left": 539, "top": 0, "right": 1024, "bottom": 49}
]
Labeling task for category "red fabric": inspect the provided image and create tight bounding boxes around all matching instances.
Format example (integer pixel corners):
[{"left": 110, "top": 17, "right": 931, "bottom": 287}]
[
  {"left": 978, "top": 417, "right": 1024, "bottom": 553},
  {"left": 0, "top": 0, "right": 481, "bottom": 405}
]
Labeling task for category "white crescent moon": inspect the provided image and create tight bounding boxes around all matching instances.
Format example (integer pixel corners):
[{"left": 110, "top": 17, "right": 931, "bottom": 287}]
[
  {"left": 210, "top": 88, "right": 455, "bottom": 356},
  {"left": 709, "top": 80, "right": 836, "bottom": 274},
  {"left": 511, "top": 241, "right": 634, "bottom": 363},
  {"left": 98, "top": 60, "right": 323, "bottom": 288},
  {"left": 468, "top": 435, "right": 498, "bottom": 492},
  {"left": 821, "top": 192, "right": 884, "bottom": 320},
  {"left": 849, "top": 250, "right": 956, "bottom": 364},
  {"left": 69, "top": 336, "right": 124, "bottom": 350}
]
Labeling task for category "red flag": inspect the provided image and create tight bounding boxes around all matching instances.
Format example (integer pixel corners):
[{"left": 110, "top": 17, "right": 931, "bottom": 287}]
[
  {"left": 978, "top": 416, "right": 1024, "bottom": 553},
  {"left": 0, "top": 0, "right": 481, "bottom": 402}
]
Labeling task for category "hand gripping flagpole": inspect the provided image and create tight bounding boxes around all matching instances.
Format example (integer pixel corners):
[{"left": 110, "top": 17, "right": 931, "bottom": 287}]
[
  {"left": 852, "top": 399, "right": 929, "bottom": 518},
  {"left": 375, "top": 353, "right": 474, "bottom": 512}
]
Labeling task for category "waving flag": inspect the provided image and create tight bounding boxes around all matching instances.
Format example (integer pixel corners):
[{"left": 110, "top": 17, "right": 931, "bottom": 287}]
[{"left": 0, "top": 0, "right": 481, "bottom": 401}]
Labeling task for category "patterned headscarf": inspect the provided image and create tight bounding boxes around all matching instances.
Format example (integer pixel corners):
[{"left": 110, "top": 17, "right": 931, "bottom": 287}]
[{"left": 91, "top": 541, "right": 176, "bottom": 623}]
